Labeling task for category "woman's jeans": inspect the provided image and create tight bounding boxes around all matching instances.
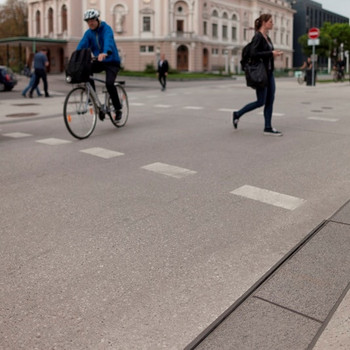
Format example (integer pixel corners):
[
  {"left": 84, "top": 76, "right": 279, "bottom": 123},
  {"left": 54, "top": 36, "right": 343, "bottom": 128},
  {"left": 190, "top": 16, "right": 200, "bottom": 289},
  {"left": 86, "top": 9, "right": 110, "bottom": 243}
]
[
  {"left": 22, "top": 74, "right": 41, "bottom": 96},
  {"left": 236, "top": 72, "right": 275, "bottom": 129}
]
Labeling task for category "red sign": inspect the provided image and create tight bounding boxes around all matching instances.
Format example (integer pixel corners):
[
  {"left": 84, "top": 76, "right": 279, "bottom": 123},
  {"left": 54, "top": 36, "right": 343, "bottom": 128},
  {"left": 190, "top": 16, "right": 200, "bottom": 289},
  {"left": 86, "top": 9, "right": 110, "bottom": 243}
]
[{"left": 308, "top": 27, "right": 320, "bottom": 39}]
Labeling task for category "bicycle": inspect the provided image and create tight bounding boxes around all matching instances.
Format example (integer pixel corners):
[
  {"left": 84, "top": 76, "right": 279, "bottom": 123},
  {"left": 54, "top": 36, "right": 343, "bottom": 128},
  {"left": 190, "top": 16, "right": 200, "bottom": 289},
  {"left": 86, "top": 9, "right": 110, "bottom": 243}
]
[
  {"left": 63, "top": 75, "right": 129, "bottom": 139},
  {"left": 295, "top": 70, "right": 305, "bottom": 85}
]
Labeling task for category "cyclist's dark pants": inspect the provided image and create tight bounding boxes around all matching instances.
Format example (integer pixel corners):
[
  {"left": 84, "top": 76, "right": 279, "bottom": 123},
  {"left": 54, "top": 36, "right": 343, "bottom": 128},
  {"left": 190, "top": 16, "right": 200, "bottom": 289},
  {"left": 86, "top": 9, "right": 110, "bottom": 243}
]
[{"left": 90, "top": 61, "right": 122, "bottom": 111}]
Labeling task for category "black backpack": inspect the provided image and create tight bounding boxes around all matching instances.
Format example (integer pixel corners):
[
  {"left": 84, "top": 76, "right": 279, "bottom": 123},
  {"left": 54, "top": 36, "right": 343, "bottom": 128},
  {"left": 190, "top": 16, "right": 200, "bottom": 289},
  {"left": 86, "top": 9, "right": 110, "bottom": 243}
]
[
  {"left": 65, "top": 48, "right": 92, "bottom": 83},
  {"left": 240, "top": 42, "right": 252, "bottom": 71}
]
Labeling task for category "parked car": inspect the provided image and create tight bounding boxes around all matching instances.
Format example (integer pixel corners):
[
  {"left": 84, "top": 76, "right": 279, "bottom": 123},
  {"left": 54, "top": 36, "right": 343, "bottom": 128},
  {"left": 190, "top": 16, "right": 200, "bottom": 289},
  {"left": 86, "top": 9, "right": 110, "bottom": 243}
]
[{"left": 0, "top": 66, "right": 17, "bottom": 91}]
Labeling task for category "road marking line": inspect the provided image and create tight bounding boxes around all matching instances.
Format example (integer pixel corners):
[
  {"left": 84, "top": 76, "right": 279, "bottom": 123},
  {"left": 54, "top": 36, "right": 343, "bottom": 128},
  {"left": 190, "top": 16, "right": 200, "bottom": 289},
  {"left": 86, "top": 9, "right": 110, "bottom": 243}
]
[
  {"left": 308, "top": 116, "right": 338, "bottom": 122},
  {"left": 142, "top": 162, "right": 197, "bottom": 179},
  {"left": 155, "top": 104, "right": 172, "bottom": 108},
  {"left": 80, "top": 147, "right": 124, "bottom": 159},
  {"left": 231, "top": 185, "right": 306, "bottom": 210},
  {"left": 258, "top": 112, "right": 285, "bottom": 117},
  {"left": 184, "top": 106, "right": 203, "bottom": 110},
  {"left": 3, "top": 132, "right": 32, "bottom": 138},
  {"left": 130, "top": 102, "right": 145, "bottom": 106},
  {"left": 36, "top": 138, "right": 72, "bottom": 145},
  {"left": 218, "top": 108, "right": 233, "bottom": 112}
]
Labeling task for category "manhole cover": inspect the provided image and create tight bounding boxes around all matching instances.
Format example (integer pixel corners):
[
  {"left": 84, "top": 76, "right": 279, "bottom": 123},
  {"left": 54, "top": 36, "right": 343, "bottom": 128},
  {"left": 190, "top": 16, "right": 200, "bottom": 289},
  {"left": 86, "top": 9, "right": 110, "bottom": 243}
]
[
  {"left": 6, "top": 113, "right": 38, "bottom": 118},
  {"left": 12, "top": 103, "right": 40, "bottom": 107}
]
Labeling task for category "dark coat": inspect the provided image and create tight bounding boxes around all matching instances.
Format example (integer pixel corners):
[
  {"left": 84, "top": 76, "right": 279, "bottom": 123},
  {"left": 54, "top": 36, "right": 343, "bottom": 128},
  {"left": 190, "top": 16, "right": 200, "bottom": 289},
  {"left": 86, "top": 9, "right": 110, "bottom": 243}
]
[
  {"left": 157, "top": 59, "right": 169, "bottom": 74},
  {"left": 250, "top": 31, "right": 274, "bottom": 72}
]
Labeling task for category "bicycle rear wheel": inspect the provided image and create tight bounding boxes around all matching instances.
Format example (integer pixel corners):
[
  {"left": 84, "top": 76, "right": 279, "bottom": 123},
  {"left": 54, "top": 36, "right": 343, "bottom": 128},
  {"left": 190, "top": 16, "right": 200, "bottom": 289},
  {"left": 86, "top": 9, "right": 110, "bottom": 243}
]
[
  {"left": 297, "top": 75, "right": 304, "bottom": 85},
  {"left": 109, "top": 84, "right": 129, "bottom": 128},
  {"left": 63, "top": 87, "right": 97, "bottom": 139}
]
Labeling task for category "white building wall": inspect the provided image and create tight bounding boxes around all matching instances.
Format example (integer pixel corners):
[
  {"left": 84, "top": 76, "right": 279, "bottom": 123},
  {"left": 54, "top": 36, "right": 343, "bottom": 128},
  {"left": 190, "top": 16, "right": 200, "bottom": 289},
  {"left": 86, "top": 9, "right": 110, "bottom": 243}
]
[{"left": 27, "top": 0, "right": 295, "bottom": 73}]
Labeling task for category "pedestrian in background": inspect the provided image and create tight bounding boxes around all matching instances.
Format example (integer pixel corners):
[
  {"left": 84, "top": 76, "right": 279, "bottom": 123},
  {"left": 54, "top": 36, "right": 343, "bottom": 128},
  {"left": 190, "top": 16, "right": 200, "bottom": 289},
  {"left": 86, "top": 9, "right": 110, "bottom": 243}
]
[
  {"left": 300, "top": 57, "right": 313, "bottom": 86},
  {"left": 233, "top": 14, "right": 283, "bottom": 136},
  {"left": 29, "top": 48, "right": 50, "bottom": 98},
  {"left": 22, "top": 53, "right": 42, "bottom": 97},
  {"left": 157, "top": 53, "right": 169, "bottom": 91}
]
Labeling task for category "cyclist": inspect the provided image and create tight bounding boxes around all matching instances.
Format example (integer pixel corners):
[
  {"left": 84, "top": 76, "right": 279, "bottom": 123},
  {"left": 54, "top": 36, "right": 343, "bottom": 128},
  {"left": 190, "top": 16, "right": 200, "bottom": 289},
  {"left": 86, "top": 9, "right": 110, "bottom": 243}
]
[{"left": 77, "top": 9, "right": 122, "bottom": 121}]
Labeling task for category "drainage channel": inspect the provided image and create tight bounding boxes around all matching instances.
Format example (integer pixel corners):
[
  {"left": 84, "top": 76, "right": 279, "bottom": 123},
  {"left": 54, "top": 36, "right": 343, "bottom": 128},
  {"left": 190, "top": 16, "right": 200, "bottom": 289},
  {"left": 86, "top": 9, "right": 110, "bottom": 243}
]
[{"left": 185, "top": 200, "right": 350, "bottom": 350}]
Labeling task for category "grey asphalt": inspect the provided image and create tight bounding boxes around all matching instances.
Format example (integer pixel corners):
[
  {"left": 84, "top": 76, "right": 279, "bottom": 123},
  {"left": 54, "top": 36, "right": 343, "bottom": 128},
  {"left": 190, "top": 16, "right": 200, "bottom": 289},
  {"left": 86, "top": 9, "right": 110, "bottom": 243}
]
[{"left": 1, "top": 73, "right": 350, "bottom": 349}]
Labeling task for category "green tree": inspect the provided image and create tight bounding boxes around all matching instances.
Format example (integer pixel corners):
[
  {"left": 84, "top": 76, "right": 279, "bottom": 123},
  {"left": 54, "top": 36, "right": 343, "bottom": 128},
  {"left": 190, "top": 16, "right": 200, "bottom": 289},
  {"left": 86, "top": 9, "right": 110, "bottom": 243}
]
[
  {"left": 0, "top": 0, "right": 28, "bottom": 38},
  {"left": 298, "top": 22, "right": 350, "bottom": 63},
  {"left": 0, "top": 0, "right": 28, "bottom": 68}
]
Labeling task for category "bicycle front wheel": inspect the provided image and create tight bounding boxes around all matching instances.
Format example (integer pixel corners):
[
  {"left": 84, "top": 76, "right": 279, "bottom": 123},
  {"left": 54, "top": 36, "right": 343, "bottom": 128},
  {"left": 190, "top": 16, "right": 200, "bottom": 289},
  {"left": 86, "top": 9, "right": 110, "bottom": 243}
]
[
  {"left": 109, "top": 84, "right": 129, "bottom": 128},
  {"left": 63, "top": 87, "right": 97, "bottom": 139}
]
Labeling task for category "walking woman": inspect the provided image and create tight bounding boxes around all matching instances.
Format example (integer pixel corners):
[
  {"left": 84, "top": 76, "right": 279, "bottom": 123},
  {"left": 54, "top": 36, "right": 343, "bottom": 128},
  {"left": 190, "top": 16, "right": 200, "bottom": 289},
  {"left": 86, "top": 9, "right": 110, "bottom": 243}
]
[{"left": 233, "top": 14, "right": 283, "bottom": 136}]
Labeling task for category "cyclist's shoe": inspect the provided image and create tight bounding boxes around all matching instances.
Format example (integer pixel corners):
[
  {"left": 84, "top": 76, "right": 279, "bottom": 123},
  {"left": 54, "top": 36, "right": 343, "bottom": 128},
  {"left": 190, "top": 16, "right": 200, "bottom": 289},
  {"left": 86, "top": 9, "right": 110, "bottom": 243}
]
[
  {"left": 98, "top": 111, "right": 105, "bottom": 121},
  {"left": 264, "top": 128, "right": 283, "bottom": 136},
  {"left": 115, "top": 110, "right": 122, "bottom": 122}
]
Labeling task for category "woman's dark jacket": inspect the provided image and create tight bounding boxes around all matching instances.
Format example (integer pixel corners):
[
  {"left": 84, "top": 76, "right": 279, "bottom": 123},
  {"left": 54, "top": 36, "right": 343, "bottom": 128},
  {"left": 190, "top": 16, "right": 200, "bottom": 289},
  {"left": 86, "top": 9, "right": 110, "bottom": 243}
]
[{"left": 250, "top": 31, "right": 274, "bottom": 72}]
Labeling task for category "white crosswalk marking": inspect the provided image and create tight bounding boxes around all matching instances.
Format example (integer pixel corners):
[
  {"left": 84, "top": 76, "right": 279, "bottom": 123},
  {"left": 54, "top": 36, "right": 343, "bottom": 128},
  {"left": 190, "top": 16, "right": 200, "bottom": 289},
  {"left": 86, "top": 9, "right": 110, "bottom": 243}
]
[
  {"left": 142, "top": 162, "right": 197, "bottom": 179},
  {"left": 231, "top": 185, "right": 305, "bottom": 210},
  {"left": 130, "top": 102, "right": 145, "bottom": 106},
  {"left": 308, "top": 116, "right": 338, "bottom": 122},
  {"left": 258, "top": 112, "right": 285, "bottom": 117},
  {"left": 218, "top": 108, "right": 234, "bottom": 112},
  {"left": 36, "top": 138, "right": 72, "bottom": 145},
  {"left": 184, "top": 106, "right": 203, "bottom": 110},
  {"left": 3, "top": 132, "right": 32, "bottom": 138},
  {"left": 155, "top": 104, "right": 172, "bottom": 108},
  {"left": 80, "top": 147, "right": 124, "bottom": 159}
]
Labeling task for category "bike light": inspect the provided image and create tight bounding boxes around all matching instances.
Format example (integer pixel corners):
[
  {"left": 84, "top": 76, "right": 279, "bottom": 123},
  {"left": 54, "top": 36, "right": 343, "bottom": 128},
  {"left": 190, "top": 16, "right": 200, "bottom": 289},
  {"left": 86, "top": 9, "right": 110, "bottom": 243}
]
[{"left": 66, "top": 76, "right": 72, "bottom": 83}]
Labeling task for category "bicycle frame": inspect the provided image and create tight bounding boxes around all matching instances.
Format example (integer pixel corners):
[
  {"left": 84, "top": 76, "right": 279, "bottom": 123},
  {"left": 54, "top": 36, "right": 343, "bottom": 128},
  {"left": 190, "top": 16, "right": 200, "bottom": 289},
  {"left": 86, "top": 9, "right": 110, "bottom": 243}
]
[{"left": 85, "top": 78, "right": 112, "bottom": 117}]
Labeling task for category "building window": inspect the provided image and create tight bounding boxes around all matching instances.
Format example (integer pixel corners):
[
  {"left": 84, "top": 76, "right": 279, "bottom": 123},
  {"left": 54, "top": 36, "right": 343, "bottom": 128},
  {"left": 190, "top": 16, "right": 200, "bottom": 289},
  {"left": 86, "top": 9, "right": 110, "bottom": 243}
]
[
  {"left": 222, "top": 25, "right": 228, "bottom": 39},
  {"left": 212, "top": 23, "right": 218, "bottom": 38},
  {"left": 61, "top": 5, "right": 67, "bottom": 32},
  {"left": 211, "top": 48, "right": 219, "bottom": 55},
  {"left": 36, "top": 10, "right": 41, "bottom": 35},
  {"left": 140, "top": 45, "right": 154, "bottom": 53},
  {"left": 232, "top": 26, "right": 237, "bottom": 41},
  {"left": 143, "top": 16, "right": 151, "bottom": 32},
  {"left": 48, "top": 8, "right": 54, "bottom": 34},
  {"left": 203, "top": 21, "right": 207, "bottom": 35}
]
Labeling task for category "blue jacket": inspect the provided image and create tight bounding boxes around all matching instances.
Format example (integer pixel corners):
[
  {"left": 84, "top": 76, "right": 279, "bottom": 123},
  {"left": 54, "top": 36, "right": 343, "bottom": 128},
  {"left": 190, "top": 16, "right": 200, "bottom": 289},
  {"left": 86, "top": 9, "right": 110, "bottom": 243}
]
[{"left": 77, "top": 21, "right": 120, "bottom": 63}]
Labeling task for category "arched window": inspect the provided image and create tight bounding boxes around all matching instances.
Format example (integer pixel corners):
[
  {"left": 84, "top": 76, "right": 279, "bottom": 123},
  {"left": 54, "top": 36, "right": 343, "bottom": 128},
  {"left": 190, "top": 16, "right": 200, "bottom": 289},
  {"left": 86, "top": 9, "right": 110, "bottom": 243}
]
[
  {"left": 36, "top": 10, "right": 41, "bottom": 35},
  {"left": 61, "top": 5, "right": 67, "bottom": 32},
  {"left": 212, "top": 10, "right": 218, "bottom": 17},
  {"left": 222, "top": 12, "right": 228, "bottom": 19},
  {"left": 48, "top": 8, "right": 54, "bottom": 34}
]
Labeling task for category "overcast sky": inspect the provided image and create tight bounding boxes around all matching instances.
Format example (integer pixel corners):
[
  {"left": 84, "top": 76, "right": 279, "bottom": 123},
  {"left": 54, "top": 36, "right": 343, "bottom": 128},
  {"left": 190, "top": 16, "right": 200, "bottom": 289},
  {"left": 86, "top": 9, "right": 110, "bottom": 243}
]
[{"left": 0, "top": 0, "right": 349, "bottom": 19}]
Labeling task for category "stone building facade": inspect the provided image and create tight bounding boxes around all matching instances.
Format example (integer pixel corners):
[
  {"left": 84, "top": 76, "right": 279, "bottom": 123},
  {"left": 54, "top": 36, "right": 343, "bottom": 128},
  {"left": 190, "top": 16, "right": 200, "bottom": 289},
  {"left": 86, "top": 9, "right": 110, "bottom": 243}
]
[{"left": 27, "top": 0, "right": 295, "bottom": 73}]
